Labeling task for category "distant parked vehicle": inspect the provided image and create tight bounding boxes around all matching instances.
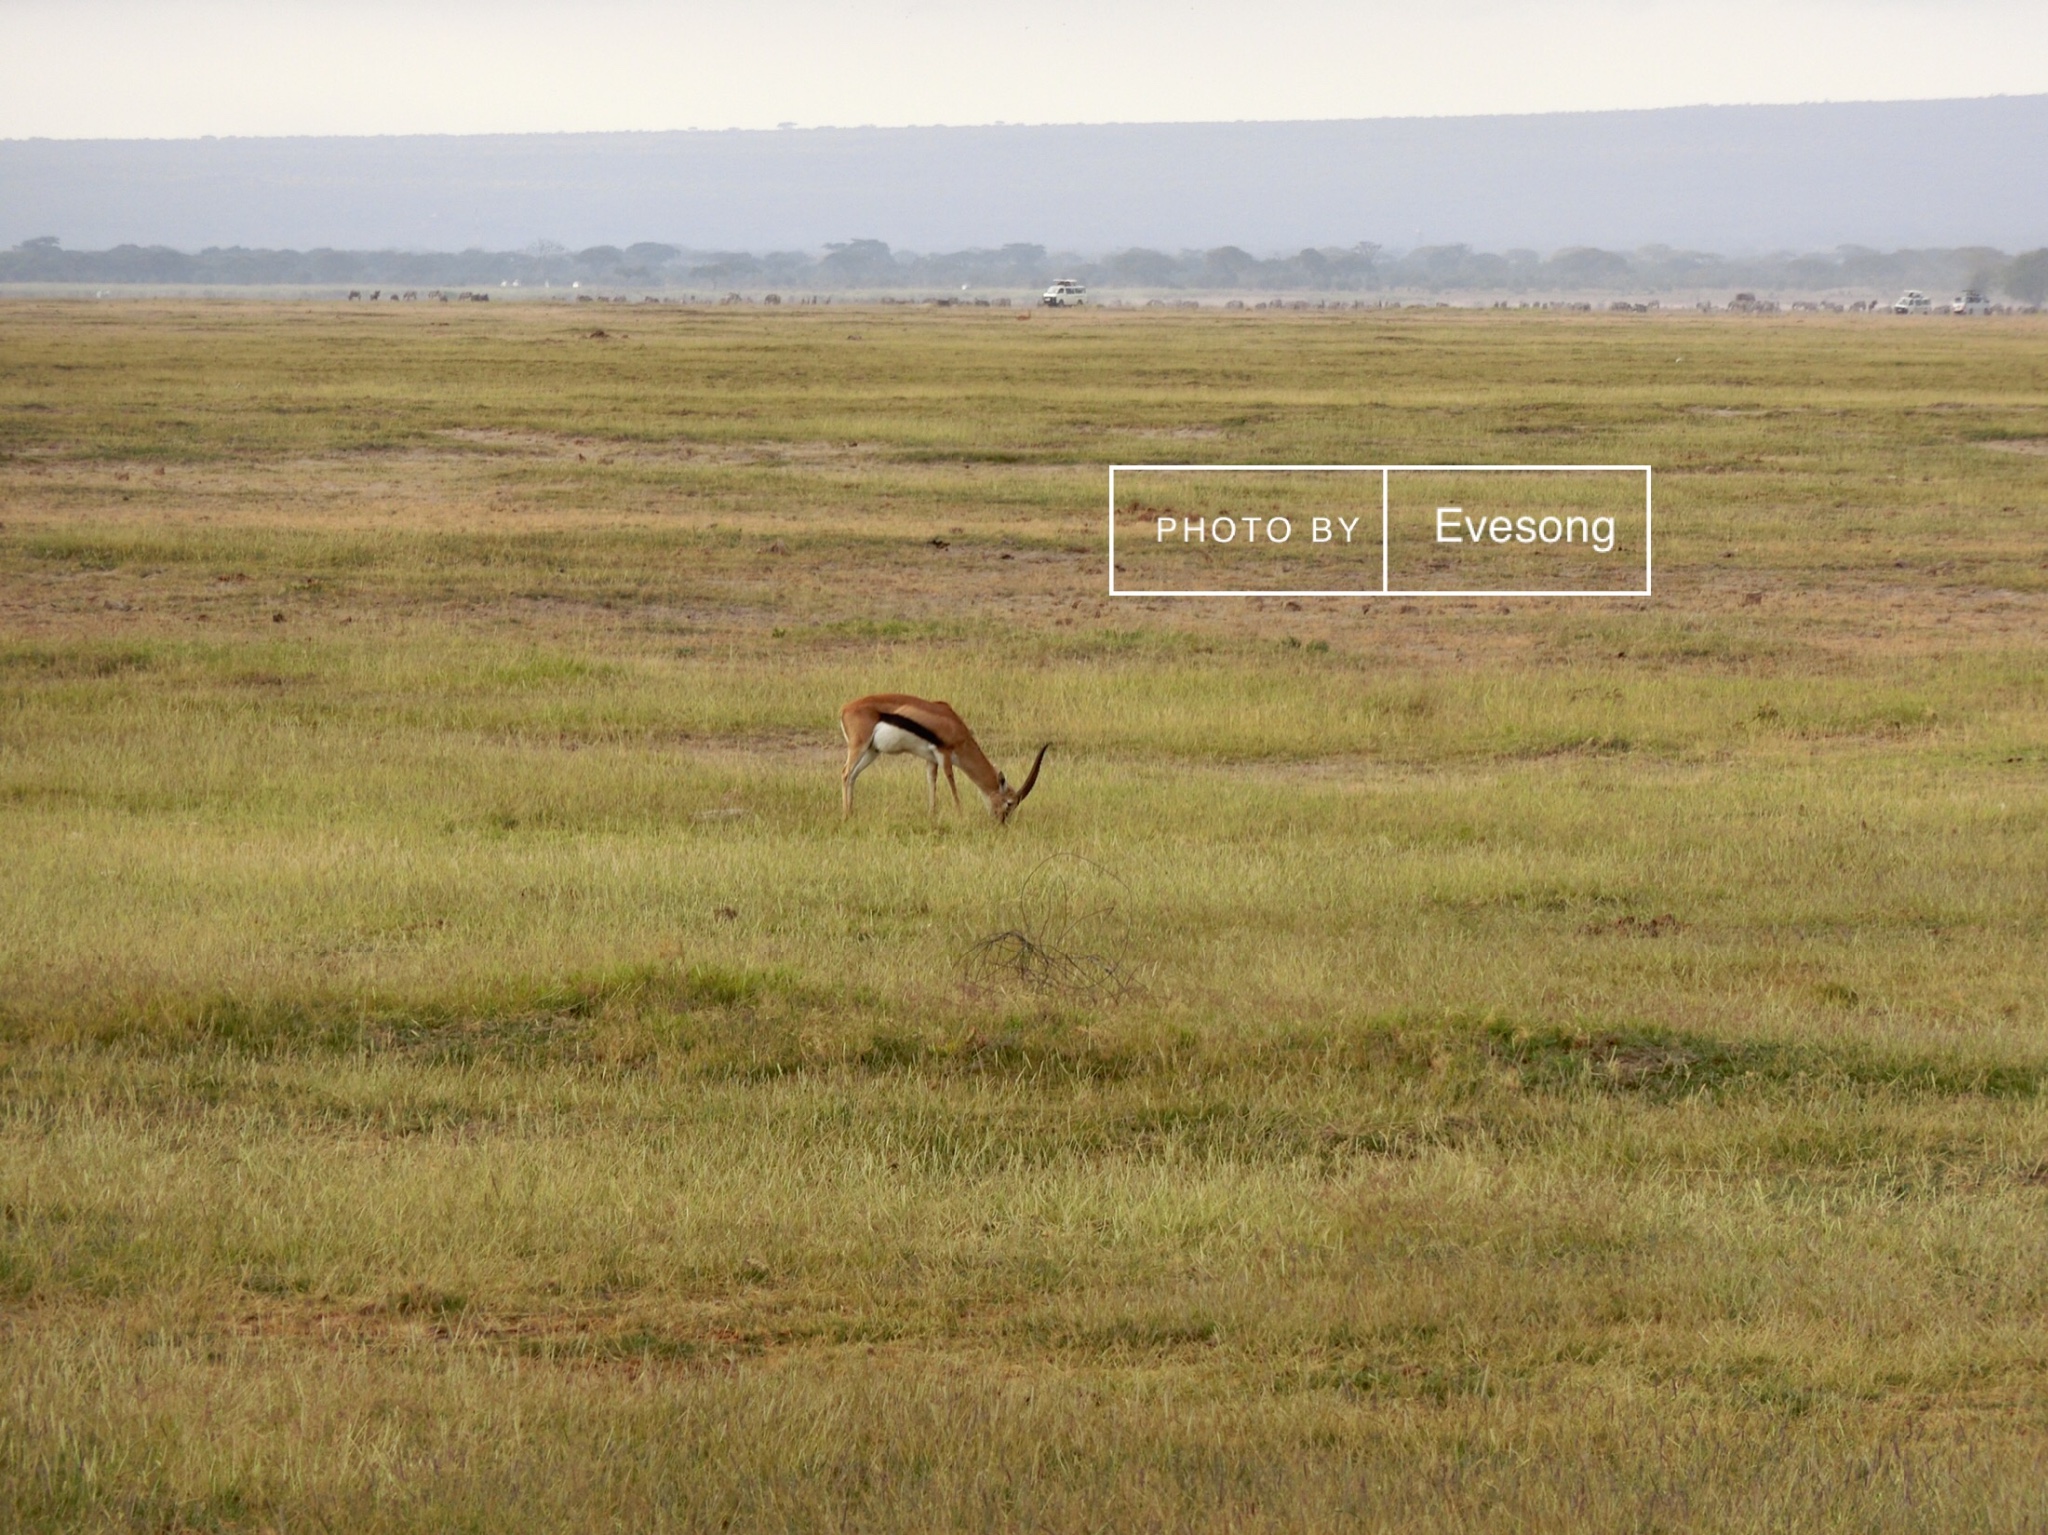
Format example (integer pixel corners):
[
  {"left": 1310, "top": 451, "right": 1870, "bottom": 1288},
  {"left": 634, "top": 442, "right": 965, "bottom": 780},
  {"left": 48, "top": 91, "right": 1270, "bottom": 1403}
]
[
  {"left": 1951, "top": 290, "right": 1991, "bottom": 315},
  {"left": 1041, "top": 279, "right": 1086, "bottom": 307},
  {"left": 1892, "top": 290, "right": 1932, "bottom": 314}
]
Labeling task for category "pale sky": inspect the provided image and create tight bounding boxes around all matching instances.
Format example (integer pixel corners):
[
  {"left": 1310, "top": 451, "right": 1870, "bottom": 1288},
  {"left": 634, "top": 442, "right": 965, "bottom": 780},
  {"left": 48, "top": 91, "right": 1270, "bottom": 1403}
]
[{"left": 4, "top": 0, "right": 2045, "bottom": 139}]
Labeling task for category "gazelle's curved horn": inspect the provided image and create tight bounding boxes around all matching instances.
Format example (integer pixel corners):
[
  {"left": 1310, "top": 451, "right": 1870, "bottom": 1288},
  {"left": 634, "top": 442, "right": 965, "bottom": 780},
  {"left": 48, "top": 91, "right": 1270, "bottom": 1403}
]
[{"left": 1014, "top": 743, "right": 1051, "bottom": 803}]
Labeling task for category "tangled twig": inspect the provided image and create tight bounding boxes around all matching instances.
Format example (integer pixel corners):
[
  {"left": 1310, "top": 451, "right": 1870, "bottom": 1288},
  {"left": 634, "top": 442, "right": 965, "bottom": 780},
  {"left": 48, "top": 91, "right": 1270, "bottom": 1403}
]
[{"left": 961, "top": 854, "right": 1136, "bottom": 1002}]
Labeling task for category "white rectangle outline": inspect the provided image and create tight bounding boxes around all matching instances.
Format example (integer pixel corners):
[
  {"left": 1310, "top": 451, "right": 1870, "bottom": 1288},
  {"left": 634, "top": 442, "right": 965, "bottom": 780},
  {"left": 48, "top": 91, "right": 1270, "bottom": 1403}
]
[{"left": 1107, "top": 464, "right": 1653, "bottom": 598}]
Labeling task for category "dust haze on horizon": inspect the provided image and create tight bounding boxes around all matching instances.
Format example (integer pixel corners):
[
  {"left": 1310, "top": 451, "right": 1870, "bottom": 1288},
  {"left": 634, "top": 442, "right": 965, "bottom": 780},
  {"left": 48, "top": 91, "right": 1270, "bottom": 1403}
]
[{"left": 5, "top": 0, "right": 2048, "bottom": 140}]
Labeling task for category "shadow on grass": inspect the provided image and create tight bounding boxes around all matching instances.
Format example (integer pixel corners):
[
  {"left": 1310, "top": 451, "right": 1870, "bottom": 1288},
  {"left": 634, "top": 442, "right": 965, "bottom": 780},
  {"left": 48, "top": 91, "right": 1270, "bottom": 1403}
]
[
  {"left": 17, "top": 965, "right": 2045, "bottom": 1109},
  {"left": 1475, "top": 1018, "right": 2046, "bottom": 1102}
]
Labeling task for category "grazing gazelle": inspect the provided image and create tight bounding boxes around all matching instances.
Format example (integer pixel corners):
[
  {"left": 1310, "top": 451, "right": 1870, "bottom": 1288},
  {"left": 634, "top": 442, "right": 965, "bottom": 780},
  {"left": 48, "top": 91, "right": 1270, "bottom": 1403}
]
[{"left": 839, "top": 694, "right": 1049, "bottom": 822}]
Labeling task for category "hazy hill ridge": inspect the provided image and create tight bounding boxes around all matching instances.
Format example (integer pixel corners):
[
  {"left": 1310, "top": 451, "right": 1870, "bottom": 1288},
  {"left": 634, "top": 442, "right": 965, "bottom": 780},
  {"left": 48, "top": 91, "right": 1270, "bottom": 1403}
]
[{"left": 5, "top": 95, "right": 2046, "bottom": 255}]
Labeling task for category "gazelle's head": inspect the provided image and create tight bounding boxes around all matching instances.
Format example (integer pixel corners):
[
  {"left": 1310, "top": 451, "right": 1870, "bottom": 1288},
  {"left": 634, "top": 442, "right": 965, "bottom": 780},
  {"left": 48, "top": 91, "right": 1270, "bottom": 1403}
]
[{"left": 992, "top": 744, "right": 1051, "bottom": 824}]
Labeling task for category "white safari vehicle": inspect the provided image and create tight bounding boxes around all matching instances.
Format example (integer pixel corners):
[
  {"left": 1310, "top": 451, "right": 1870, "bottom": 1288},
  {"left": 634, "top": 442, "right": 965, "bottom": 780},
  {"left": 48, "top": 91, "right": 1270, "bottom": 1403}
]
[
  {"left": 1041, "top": 279, "right": 1086, "bottom": 307},
  {"left": 1951, "top": 290, "right": 1991, "bottom": 315},
  {"left": 1892, "top": 290, "right": 1932, "bottom": 314}
]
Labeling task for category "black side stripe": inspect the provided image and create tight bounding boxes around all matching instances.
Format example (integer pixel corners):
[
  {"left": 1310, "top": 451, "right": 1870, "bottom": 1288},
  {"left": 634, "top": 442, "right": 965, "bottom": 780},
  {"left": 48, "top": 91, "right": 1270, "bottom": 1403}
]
[{"left": 876, "top": 711, "right": 944, "bottom": 747}]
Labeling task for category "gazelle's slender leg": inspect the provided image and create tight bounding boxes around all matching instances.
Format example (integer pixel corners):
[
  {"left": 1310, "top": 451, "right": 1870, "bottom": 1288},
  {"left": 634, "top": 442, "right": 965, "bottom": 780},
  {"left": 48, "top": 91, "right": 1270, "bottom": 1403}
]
[
  {"left": 943, "top": 754, "right": 962, "bottom": 811},
  {"left": 843, "top": 744, "right": 878, "bottom": 816},
  {"left": 925, "top": 759, "right": 940, "bottom": 817}
]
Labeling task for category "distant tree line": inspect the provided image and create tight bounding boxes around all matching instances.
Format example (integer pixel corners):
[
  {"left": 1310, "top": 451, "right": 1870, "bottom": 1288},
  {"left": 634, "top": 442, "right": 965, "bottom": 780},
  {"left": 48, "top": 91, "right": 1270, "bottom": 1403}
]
[{"left": 5, "top": 235, "right": 2045, "bottom": 299}]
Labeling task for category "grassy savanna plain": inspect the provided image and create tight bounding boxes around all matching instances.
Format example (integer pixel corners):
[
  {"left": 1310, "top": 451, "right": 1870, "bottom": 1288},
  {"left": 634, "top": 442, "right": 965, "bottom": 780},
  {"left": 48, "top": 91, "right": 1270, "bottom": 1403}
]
[{"left": 2, "top": 300, "right": 2046, "bottom": 1530}]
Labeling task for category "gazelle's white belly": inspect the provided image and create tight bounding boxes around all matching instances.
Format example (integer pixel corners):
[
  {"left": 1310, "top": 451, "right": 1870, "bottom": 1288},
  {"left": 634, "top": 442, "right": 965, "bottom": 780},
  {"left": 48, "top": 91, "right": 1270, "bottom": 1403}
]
[{"left": 871, "top": 721, "right": 941, "bottom": 764}]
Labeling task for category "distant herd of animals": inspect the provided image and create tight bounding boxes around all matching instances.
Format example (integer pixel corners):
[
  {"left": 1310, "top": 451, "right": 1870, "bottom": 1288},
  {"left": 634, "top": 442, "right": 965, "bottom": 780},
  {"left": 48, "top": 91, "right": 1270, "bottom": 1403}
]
[{"left": 346, "top": 290, "right": 492, "bottom": 301}]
